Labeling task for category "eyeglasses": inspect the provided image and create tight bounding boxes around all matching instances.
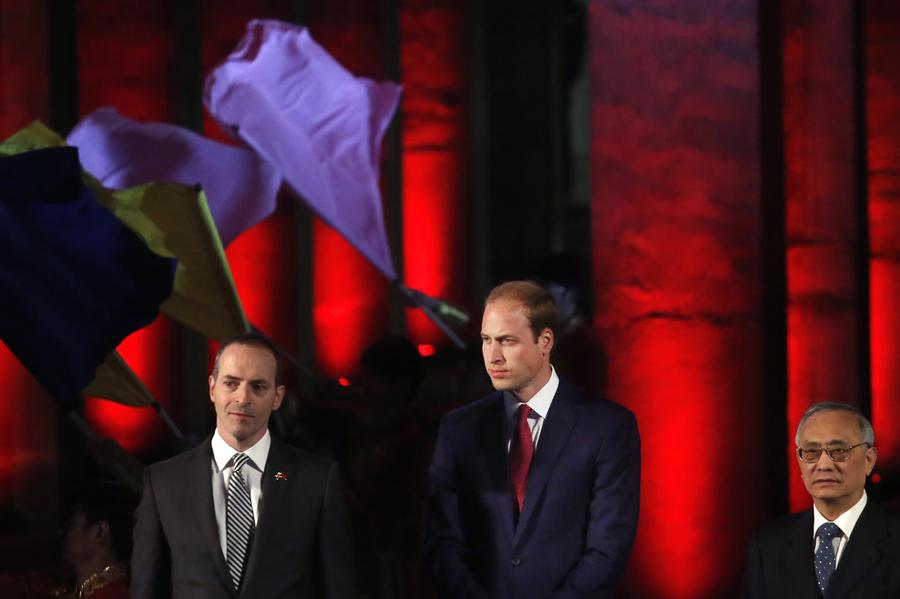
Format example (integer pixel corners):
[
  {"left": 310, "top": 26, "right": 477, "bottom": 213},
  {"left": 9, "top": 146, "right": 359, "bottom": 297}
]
[{"left": 796, "top": 442, "right": 870, "bottom": 463}]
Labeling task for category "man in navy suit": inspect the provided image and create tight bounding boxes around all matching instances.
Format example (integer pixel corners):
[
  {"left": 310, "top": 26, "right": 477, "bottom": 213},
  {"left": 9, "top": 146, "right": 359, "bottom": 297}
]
[{"left": 426, "top": 281, "right": 641, "bottom": 599}]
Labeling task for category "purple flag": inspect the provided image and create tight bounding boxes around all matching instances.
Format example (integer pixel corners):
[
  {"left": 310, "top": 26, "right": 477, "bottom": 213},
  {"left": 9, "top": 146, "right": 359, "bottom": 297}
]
[
  {"left": 204, "top": 19, "right": 401, "bottom": 280},
  {"left": 67, "top": 107, "right": 281, "bottom": 246}
]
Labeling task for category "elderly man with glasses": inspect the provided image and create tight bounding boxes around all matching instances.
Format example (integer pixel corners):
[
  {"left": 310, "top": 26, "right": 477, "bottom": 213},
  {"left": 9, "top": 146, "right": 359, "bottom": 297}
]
[{"left": 741, "top": 402, "right": 900, "bottom": 599}]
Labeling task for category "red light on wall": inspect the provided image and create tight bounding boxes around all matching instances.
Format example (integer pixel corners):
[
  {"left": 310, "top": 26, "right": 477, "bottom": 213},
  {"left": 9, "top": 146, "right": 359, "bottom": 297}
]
[
  {"left": 338, "top": 377, "right": 350, "bottom": 387},
  {"left": 782, "top": 0, "right": 860, "bottom": 512},
  {"left": 401, "top": 4, "right": 468, "bottom": 347},
  {"left": 872, "top": 472, "right": 882, "bottom": 484},
  {"left": 313, "top": 220, "right": 389, "bottom": 379},
  {"left": 417, "top": 344, "right": 436, "bottom": 357},
  {"left": 85, "top": 318, "right": 177, "bottom": 455},
  {"left": 0, "top": 342, "right": 56, "bottom": 506},
  {"left": 0, "top": 1, "right": 47, "bottom": 137},
  {"left": 308, "top": 2, "right": 393, "bottom": 381},
  {"left": 591, "top": 2, "right": 765, "bottom": 596},
  {"left": 866, "top": 0, "right": 900, "bottom": 474}
]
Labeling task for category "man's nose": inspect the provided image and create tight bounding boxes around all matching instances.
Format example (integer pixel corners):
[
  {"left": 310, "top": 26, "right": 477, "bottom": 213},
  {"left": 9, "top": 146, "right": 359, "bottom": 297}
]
[
  {"left": 814, "top": 451, "right": 836, "bottom": 469},
  {"left": 488, "top": 343, "right": 504, "bottom": 363},
  {"left": 233, "top": 384, "right": 250, "bottom": 403}
]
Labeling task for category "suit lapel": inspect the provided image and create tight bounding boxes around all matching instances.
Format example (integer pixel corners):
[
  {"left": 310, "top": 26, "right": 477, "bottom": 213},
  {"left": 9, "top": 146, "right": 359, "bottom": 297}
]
[
  {"left": 239, "top": 438, "right": 284, "bottom": 594},
  {"left": 512, "top": 382, "right": 576, "bottom": 547},
  {"left": 478, "top": 394, "right": 516, "bottom": 545},
  {"left": 777, "top": 510, "right": 821, "bottom": 599},
  {"left": 191, "top": 439, "right": 233, "bottom": 595},
  {"left": 826, "top": 501, "right": 887, "bottom": 599}
]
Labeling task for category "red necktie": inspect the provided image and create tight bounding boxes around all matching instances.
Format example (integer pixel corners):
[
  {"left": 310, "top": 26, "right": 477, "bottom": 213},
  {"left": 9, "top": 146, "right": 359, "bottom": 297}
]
[{"left": 509, "top": 404, "right": 534, "bottom": 513}]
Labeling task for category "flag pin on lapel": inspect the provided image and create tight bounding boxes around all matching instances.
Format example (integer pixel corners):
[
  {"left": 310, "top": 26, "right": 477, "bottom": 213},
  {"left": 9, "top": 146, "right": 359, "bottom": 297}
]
[{"left": 274, "top": 471, "right": 288, "bottom": 481}]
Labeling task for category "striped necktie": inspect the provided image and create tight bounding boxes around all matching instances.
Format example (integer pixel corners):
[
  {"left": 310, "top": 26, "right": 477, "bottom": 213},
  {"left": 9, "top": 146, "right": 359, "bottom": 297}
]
[{"left": 226, "top": 453, "right": 255, "bottom": 591}]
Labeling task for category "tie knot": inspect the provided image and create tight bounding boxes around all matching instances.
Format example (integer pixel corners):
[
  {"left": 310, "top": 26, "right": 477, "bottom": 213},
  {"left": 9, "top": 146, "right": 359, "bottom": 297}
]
[
  {"left": 817, "top": 522, "right": 843, "bottom": 541},
  {"left": 232, "top": 453, "right": 251, "bottom": 473},
  {"left": 518, "top": 404, "right": 532, "bottom": 424}
]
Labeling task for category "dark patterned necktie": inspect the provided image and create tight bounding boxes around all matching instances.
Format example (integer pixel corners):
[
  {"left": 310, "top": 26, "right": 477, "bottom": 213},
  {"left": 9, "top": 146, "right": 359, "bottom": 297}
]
[
  {"left": 814, "top": 522, "right": 843, "bottom": 595},
  {"left": 509, "top": 404, "right": 534, "bottom": 513},
  {"left": 226, "top": 453, "right": 255, "bottom": 591}
]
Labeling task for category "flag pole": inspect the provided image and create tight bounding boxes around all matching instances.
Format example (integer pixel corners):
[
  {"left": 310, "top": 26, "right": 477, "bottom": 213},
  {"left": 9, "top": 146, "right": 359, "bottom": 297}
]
[
  {"left": 67, "top": 409, "right": 144, "bottom": 492},
  {"left": 147, "top": 399, "right": 185, "bottom": 441},
  {"left": 394, "top": 281, "right": 469, "bottom": 350}
]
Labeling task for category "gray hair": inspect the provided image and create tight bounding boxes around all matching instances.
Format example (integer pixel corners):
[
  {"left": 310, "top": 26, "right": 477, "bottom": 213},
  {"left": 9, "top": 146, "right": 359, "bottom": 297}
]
[{"left": 794, "top": 402, "right": 875, "bottom": 447}]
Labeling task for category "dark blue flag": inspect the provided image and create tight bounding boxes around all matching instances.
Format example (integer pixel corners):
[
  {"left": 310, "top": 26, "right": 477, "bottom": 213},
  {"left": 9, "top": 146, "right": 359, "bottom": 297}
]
[{"left": 0, "top": 147, "right": 175, "bottom": 404}]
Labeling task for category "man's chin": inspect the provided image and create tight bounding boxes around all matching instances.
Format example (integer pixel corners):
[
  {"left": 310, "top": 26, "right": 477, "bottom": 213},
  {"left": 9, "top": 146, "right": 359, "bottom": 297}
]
[{"left": 490, "top": 379, "right": 514, "bottom": 391}]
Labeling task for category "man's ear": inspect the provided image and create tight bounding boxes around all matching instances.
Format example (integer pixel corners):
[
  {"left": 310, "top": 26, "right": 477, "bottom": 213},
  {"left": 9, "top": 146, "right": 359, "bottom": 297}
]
[
  {"left": 540, "top": 328, "right": 554, "bottom": 356},
  {"left": 274, "top": 385, "right": 286, "bottom": 410},
  {"left": 209, "top": 375, "right": 216, "bottom": 404},
  {"left": 95, "top": 520, "right": 110, "bottom": 542},
  {"left": 866, "top": 446, "right": 878, "bottom": 476}
]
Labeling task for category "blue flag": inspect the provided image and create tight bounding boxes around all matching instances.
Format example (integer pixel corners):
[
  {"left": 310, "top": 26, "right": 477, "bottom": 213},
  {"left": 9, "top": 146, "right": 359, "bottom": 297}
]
[{"left": 0, "top": 147, "right": 175, "bottom": 404}]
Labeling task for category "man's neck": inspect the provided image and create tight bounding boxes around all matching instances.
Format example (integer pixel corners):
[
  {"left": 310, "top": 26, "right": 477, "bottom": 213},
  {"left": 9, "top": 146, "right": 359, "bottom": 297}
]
[
  {"left": 219, "top": 429, "right": 265, "bottom": 453},
  {"left": 512, "top": 364, "right": 553, "bottom": 403},
  {"left": 815, "top": 491, "right": 864, "bottom": 521}
]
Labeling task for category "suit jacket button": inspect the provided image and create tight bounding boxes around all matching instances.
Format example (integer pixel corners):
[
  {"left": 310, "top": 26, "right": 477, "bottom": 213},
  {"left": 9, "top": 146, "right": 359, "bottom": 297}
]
[{"left": 511, "top": 558, "right": 521, "bottom": 566}]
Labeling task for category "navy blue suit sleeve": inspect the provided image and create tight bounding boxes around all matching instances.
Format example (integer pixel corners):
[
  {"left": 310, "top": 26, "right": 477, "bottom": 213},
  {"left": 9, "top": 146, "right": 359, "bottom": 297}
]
[
  {"left": 131, "top": 468, "right": 171, "bottom": 599},
  {"left": 551, "top": 408, "right": 640, "bottom": 599},
  {"left": 425, "top": 415, "right": 492, "bottom": 599}
]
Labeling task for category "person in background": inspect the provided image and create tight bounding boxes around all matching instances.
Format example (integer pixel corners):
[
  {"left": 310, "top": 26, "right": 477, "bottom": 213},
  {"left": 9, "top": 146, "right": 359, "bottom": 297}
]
[
  {"left": 61, "top": 481, "right": 136, "bottom": 599},
  {"left": 741, "top": 402, "right": 900, "bottom": 598}
]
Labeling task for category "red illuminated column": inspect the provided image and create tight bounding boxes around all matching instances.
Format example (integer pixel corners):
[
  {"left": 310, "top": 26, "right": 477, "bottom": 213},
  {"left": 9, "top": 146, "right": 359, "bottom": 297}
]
[
  {"left": 0, "top": 0, "right": 57, "bottom": 521},
  {"left": 400, "top": 0, "right": 469, "bottom": 346},
  {"left": 590, "top": 2, "right": 765, "bottom": 597},
  {"left": 308, "top": 2, "right": 391, "bottom": 379},
  {"left": 76, "top": 0, "right": 180, "bottom": 455},
  {"left": 782, "top": 0, "right": 860, "bottom": 511},
  {"left": 201, "top": 0, "right": 299, "bottom": 367},
  {"left": 0, "top": 0, "right": 47, "bottom": 137},
  {"left": 867, "top": 0, "right": 900, "bottom": 474}
]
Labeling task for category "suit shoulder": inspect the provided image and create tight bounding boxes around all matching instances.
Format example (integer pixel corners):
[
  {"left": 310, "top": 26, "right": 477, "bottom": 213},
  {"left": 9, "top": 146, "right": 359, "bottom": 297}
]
[
  {"left": 271, "top": 437, "right": 336, "bottom": 470},
  {"left": 146, "top": 441, "right": 207, "bottom": 478},
  {"left": 751, "top": 510, "right": 809, "bottom": 546},
  {"left": 559, "top": 379, "right": 636, "bottom": 423},
  {"left": 439, "top": 391, "right": 502, "bottom": 427}
]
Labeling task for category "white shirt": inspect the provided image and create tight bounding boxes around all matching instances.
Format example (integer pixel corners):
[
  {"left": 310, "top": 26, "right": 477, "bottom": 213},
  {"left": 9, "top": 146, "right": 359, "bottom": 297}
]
[
  {"left": 504, "top": 366, "right": 559, "bottom": 451},
  {"left": 211, "top": 429, "right": 271, "bottom": 559},
  {"left": 812, "top": 491, "right": 868, "bottom": 567}
]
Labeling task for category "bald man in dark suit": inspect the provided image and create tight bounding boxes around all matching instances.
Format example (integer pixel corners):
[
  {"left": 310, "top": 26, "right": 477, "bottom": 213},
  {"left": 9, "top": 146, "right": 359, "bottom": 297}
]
[
  {"left": 741, "top": 402, "right": 900, "bottom": 599},
  {"left": 131, "top": 333, "right": 354, "bottom": 599}
]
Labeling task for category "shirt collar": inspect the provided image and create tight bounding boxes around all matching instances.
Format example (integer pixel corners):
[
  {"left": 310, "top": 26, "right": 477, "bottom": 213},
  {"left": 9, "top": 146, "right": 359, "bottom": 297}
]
[
  {"left": 211, "top": 428, "right": 271, "bottom": 473},
  {"left": 504, "top": 365, "right": 559, "bottom": 422},
  {"left": 812, "top": 491, "right": 867, "bottom": 540}
]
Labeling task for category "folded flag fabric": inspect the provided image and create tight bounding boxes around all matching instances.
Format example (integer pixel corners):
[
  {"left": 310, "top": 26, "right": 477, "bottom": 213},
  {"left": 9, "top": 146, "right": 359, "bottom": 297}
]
[
  {"left": 6, "top": 121, "right": 250, "bottom": 344},
  {"left": 0, "top": 146, "right": 175, "bottom": 405},
  {"left": 204, "top": 19, "right": 401, "bottom": 280},
  {"left": 96, "top": 181, "right": 251, "bottom": 341},
  {"left": 68, "top": 107, "right": 281, "bottom": 247}
]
